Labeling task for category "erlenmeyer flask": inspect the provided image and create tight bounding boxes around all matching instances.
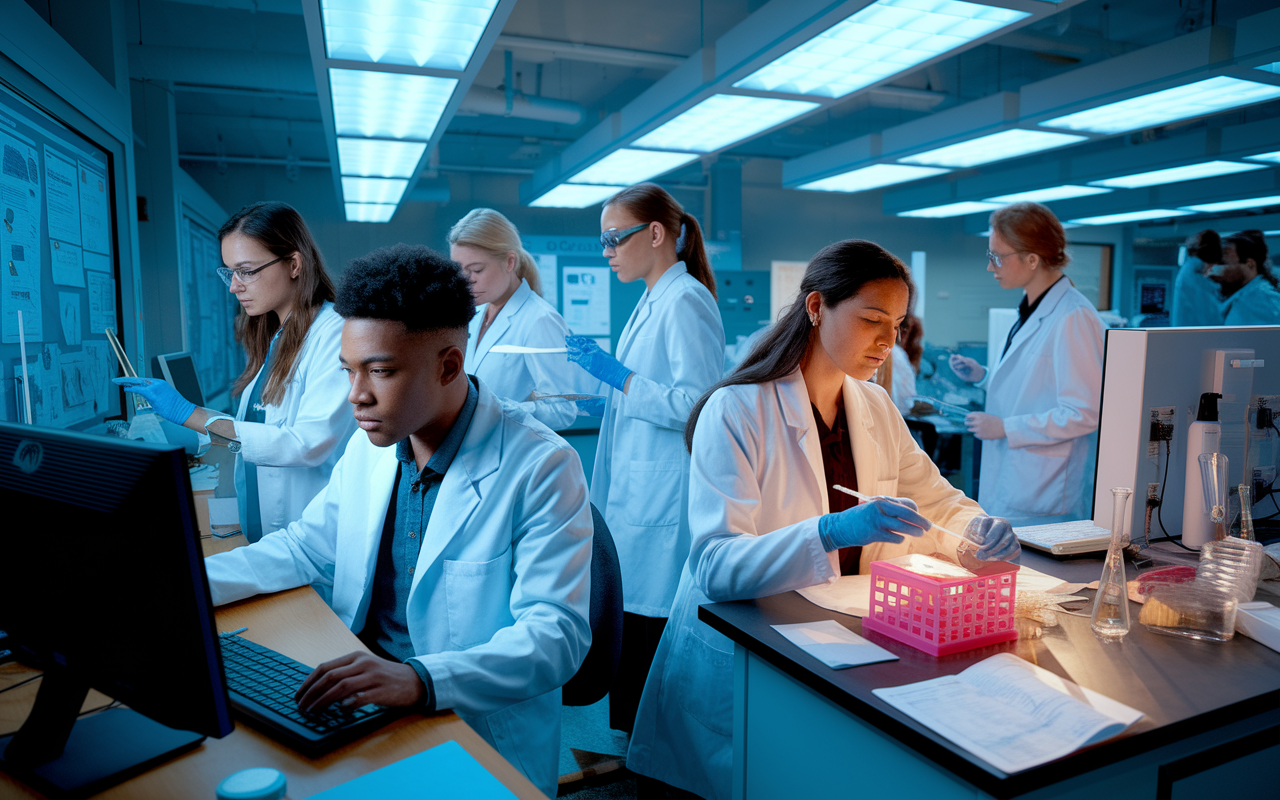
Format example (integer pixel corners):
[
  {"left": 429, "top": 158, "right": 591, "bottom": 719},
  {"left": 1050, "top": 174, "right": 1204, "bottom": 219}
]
[
  {"left": 1091, "top": 487, "right": 1134, "bottom": 641},
  {"left": 1199, "top": 453, "right": 1229, "bottom": 541}
]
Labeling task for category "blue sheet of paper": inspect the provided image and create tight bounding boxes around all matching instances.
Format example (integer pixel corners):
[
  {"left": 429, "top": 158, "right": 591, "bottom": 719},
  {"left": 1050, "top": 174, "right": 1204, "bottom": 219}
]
[{"left": 306, "top": 740, "right": 518, "bottom": 800}]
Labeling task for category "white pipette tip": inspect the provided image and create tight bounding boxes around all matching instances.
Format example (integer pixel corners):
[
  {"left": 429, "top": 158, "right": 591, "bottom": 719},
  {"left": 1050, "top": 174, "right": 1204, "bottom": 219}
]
[{"left": 831, "top": 484, "right": 969, "bottom": 544}]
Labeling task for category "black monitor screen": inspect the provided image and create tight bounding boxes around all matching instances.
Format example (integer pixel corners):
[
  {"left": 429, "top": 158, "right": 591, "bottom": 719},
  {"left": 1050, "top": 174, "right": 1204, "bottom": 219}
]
[
  {"left": 156, "top": 353, "right": 205, "bottom": 408},
  {"left": 1140, "top": 283, "right": 1167, "bottom": 314}
]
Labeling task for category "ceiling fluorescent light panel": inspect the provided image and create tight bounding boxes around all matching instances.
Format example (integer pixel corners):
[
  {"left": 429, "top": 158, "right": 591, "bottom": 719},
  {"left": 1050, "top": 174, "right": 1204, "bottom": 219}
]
[
  {"left": 1246, "top": 150, "right": 1280, "bottom": 164},
  {"left": 631, "top": 94, "right": 820, "bottom": 153},
  {"left": 1040, "top": 76, "right": 1280, "bottom": 135},
  {"left": 321, "top": 0, "right": 501, "bottom": 71},
  {"left": 568, "top": 150, "right": 700, "bottom": 186},
  {"left": 732, "top": 0, "right": 1029, "bottom": 99},
  {"left": 898, "top": 200, "right": 1001, "bottom": 218},
  {"left": 798, "top": 163, "right": 949, "bottom": 193},
  {"left": 1069, "top": 209, "right": 1194, "bottom": 225},
  {"left": 530, "top": 184, "right": 626, "bottom": 208},
  {"left": 330, "top": 68, "right": 457, "bottom": 140},
  {"left": 342, "top": 176, "right": 410, "bottom": 204},
  {"left": 345, "top": 203, "right": 397, "bottom": 223},
  {"left": 899, "top": 129, "right": 1086, "bottom": 168},
  {"left": 337, "top": 138, "right": 427, "bottom": 179},
  {"left": 1182, "top": 195, "right": 1280, "bottom": 213},
  {"left": 984, "top": 185, "right": 1113, "bottom": 203},
  {"left": 1090, "top": 161, "right": 1269, "bottom": 189}
]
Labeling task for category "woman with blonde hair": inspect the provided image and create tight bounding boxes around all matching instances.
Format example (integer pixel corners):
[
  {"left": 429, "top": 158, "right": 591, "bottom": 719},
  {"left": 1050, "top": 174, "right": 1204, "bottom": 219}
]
[
  {"left": 116, "top": 201, "right": 356, "bottom": 544},
  {"left": 449, "top": 208, "right": 586, "bottom": 429}
]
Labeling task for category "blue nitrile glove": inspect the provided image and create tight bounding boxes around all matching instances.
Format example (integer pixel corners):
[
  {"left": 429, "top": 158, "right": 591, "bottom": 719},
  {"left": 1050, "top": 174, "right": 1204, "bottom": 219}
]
[
  {"left": 566, "top": 335, "right": 632, "bottom": 392},
  {"left": 113, "top": 377, "right": 197, "bottom": 425},
  {"left": 962, "top": 515, "right": 1021, "bottom": 563},
  {"left": 949, "top": 354, "right": 985, "bottom": 383},
  {"left": 818, "top": 496, "right": 929, "bottom": 552},
  {"left": 575, "top": 397, "right": 606, "bottom": 417}
]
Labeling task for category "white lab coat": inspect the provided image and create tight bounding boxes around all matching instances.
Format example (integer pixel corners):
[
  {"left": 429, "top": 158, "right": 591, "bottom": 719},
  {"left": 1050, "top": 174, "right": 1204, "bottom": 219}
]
[
  {"left": 1221, "top": 275, "right": 1280, "bottom": 326},
  {"left": 466, "top": 279, "right": 586, "bottom": 431},
  {"left": 979, "top": 279, "right": 1104, "bottom": 524},
  {"left": 1171, "top": 258, "right": 1225, "bottom": 327},
  {"left": 627, "top": 370, "right": 983, "bottom": 800},
  {"left": 232, "top": 302, "right": 356, "bottom": 535},
  {"left": 890, "top": 343, "right": 917, "bottom": 415},
  {"left": 590, "top": 262, "right": 725, "bottom": 617},
  {"left": 205, "top": 381, "right": 593, "bottom": 798}
]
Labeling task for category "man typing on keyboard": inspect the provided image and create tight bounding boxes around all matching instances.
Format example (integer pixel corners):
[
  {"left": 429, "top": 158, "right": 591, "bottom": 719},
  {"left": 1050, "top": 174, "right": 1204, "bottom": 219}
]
[{"left": 203, "top": 244, "right": 593, "bottom": 798}]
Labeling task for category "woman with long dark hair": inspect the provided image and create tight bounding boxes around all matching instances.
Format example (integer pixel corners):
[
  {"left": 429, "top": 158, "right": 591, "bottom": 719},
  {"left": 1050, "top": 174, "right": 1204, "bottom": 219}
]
[
  {"left": 1213, "top": 229, "right": 1280, "bottom": 325},
  {"left": 563, "top": 182, "right": 725, "bottom": 734},
  {"left": 117, "top": 201, "right": 356, "bottom": 543},
  {"left": 626, "top": 240, "right": 1018, "bottom": 800}
]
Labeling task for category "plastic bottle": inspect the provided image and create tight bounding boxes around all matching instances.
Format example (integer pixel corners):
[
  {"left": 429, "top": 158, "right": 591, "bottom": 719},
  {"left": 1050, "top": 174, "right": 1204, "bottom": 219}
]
[{"left": 1181, "top": 392, "right": 1222, "bottom": 549}]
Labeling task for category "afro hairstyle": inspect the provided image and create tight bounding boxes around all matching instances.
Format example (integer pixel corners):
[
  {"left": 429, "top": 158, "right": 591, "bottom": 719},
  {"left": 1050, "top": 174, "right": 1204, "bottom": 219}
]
[{"left": 336, "top": 243, "right": 476, "bottom": 333}]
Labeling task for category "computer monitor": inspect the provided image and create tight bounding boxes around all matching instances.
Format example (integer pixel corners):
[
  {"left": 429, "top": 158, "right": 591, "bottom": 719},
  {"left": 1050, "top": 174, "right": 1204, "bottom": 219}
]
[
  {"left": 152, "top": 352, "right": 206, "bottom": 408},
  {"left": 0, "top": 422, "right": 233, "bottom": 797}
]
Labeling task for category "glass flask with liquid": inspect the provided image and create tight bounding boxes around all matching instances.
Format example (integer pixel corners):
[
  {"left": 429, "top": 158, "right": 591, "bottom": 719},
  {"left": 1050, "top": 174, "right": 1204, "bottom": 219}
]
[{"left": 1091, "top": 487, "right": 1134, "bottom": 640}]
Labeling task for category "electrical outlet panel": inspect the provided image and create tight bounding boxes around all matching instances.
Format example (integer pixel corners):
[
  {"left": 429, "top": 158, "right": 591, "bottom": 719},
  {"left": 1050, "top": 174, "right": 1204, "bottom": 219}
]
[
  {"left": 1148, "top": 406, "right": 1175, "bottom": 462},
  {"left": 1147, "top": 482, "right": 1161, "bottom": 500},
  {"left": 1255, "top": 395, "right": 1279, "bottom": 431}
]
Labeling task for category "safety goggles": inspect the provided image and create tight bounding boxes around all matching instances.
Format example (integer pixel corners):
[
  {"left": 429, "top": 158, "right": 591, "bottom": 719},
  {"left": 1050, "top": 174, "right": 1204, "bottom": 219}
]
[
  {"left": 217, "top": 254, "right": 290, "bottom": 287},
  {"left": 985, "top": 249, "right": 1023, "bottom": 269},
  {"left": 600, "top": 223, "right": 648, "bottom": 252}
]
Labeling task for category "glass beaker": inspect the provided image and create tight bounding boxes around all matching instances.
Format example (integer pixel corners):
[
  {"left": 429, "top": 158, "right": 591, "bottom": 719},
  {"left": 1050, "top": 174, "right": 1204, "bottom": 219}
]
[
  {"left": 1199, "top": 453, "right": 1229, "bottom": 541},
  {"left": 1091, "top": 487, "right": 1134, "bottom": 641},
  {"left": 1239, "top": 483, "right": 1255, "bottom": 541}
]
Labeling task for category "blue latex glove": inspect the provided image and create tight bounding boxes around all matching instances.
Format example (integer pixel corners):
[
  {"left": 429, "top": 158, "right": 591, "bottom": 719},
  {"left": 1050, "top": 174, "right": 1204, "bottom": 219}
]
[
  {"left": 113, "top": 377, "right": 197, "bottom": 425},
  {"left": 566, "top": 335, "right": 632, "bottom": 392},
  {"left": 818, "top": 496, "right": 929, "bottom": 551},
  {"left": 949, "top": 354, "right": 985, "bottom": 383},
  {"left": 962, "top": 515, "right": 1021, "bottom": 563},
  {"left": 575, "top": 397, "right": 606, "bottom": 417}
]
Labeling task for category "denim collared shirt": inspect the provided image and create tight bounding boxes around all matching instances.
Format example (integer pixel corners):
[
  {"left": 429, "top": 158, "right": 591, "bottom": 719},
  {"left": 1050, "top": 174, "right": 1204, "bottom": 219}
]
[{"left": 358, "top": 378, "right": 479, "bottom": 706}]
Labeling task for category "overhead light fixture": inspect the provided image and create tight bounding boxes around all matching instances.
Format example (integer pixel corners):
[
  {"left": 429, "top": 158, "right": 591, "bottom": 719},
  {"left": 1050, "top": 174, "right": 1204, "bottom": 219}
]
[
  {"left": 329, "top": 68, "right": 457, "bottom": 140},
  {"left": 984, "top": 185, "right": 1113, "bottom": 203},
  {"left": 345, "top": 202, "right": 397, "bottom": 222},
  {"left": 1181, "top": 195, "right": 1280, "bottom": 213},
  {"left": 342, "top": 176, "right": 410, "bottom": 204},
  {"left": 898, "top": 200, "right": 1002, "bottom": 218},
  {"left": 1040, "top": 76, "right": 1280, "bottom": 135},
  {"left": 1068, "top": 209, "right": 1194, "bottom": 226},
  {"left": 1246, "top": 150, "right": 1280, "bottom": 164},
  {"left": 732, "top": 0, "right": 1028, "bottom": 99},
  {"left": 321, "top": 0, "right": 501, "bottom": 71},
  {"left": 631, "top": 94, "right": 820, "bottom": 153},
  {"left": 529, "top": 184, "right": 626, "bottom": 208},
  {"left": 567, "top": 149, "right": 700, "bottom": 186},
  {"left": 1090, "top": 160, "right": 1269, "bottom": 189},
  {"left": 899, "top": 129, "right": 1087, "bottom": 168},
  {"left": 797, "top": 163, "right": 949, "bottom": 193},
  {"left": 337, "top": 138, "right": 428, "bottom": 179},
  {"left": 1256, "top": 63, "right": 1280, "bottom": 75}
]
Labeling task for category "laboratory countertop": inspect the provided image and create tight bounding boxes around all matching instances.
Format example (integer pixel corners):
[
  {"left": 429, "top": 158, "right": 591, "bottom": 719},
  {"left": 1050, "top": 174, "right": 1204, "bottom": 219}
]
[{"left": 699, "top": 550, "right": 1280, "bottom": 799}]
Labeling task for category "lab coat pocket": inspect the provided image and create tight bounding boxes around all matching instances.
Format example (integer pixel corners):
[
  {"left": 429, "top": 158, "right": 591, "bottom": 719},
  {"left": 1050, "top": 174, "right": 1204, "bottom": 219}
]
[
  {"left": 1004, "top": 441, "right": 1070, "bottom": 517},
  {"left": 444, "top": 549, "right": 514, "bottom": 649},
  {"left": 674, "top": 628, "right": 734, "bottom": 737},
  {"left": 622, "top": 459, "right": 683, "bottom": 527}
]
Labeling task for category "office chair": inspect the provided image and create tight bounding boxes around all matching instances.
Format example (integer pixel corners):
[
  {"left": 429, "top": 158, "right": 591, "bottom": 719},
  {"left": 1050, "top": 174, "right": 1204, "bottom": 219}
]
[{"left": 561, "top": 503, "right": 623, "bottom": 707}]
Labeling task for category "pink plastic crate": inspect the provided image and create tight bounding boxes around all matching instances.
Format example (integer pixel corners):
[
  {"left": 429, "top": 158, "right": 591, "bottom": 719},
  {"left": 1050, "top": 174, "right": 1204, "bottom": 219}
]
[{"left": 863, "top": 555, "right": 1019, "bottom": 656}]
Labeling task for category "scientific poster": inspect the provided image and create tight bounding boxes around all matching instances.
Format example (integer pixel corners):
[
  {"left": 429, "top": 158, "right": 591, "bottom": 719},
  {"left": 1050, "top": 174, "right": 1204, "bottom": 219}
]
[
  {"left": 12, "top": 343, "right": 61, "bottom": 426},
  {"left": 561, "top": 266, "right": 610, "bottom": 337},
  {"left": 78, "top": 160, "right": 110, "bottom": 255},
  {"left": 81, "top": 339, "right": 113, "bottom": 414},
  {"left": 535, "top": 254, "right": 558, "bottom": 309},
  {"left": 1, "top": 130, "right": 43, "bottom": 343},
  {"left": 59, "top": 349, "right": 94, "bottom": 425},
  {"left": 50, "top": 239, "right": 84, "bottom": 287},
  {"left": 87, "top": 270, "right": 114, "bottom": 334},
  {"left": 59, "top": 291, "right": 81, "bottom": 346},
  {"left": 44, "top": 147, "right": 81, "bottom": 245}
]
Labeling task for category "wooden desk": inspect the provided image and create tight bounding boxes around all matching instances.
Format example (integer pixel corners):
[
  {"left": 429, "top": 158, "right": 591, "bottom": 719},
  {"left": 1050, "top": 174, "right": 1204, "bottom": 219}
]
[
  {"left": 0, "top": 536, "right": 546, "bottom": 799},
  {"left": 703, "top": 551, "right": 1280, "bottom": 800}
]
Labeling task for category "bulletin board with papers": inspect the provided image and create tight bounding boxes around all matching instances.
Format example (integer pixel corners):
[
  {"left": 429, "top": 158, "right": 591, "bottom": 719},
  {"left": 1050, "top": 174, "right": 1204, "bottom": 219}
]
[{"left": 1, "top": 80, "right": 121, "bottom": 427}]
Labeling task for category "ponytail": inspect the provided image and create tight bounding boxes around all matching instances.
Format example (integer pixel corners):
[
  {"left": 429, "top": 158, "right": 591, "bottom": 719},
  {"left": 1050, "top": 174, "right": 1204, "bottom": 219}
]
[
  {"left": 447, "top": 207, "right": 544, "bottom": 296},
  {"left": 515, "top": 249, "right": 542, "bottom": 296},
  {"left": 606, "top": 183, "right": 717, "bottom": 299},
  {"left": 678, "top": 211, "right": 716, "bottom": 299}
]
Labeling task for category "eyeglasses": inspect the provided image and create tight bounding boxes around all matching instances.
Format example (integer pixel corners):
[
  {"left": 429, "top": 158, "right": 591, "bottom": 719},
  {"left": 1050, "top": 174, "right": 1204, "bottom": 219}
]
[
  {"left": 600, "top": 223, "right": 648, "bottom": 252},
  {"left": 217, "top": 254, "right": 291, "bottom": 287},
  {"left": 986, "top": 249, "right": 1023, "bottom": 269}
]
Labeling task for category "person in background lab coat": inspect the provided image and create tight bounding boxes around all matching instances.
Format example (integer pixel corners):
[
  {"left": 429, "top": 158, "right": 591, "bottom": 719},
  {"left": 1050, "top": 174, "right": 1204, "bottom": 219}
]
[
  {"left": 1171, "top": 229, "right": 1224, "bottom": 327},
  {"left": 117, "top": 201, "right": 355, "bottom": 543},
  {"left": 950, "top": 202, "right": 1105, "bottom": 524},
  {"left": 202, "top": 244, "right": 593, "bottom": 798},
  {"left": 449, "top": 208, "right": 587, "bottom": 429},
  {"left": 627, "top": 240, "right": 1019, "bottom": 800},
  {"left": 890, "top": 312, "right": 923, "bottom": 415},
  {"left": 563, "top": 182, "right": 725, "bottom": 734},
  {"left": 1212, "top": 230, "right": 1280, "bottom": 326}
]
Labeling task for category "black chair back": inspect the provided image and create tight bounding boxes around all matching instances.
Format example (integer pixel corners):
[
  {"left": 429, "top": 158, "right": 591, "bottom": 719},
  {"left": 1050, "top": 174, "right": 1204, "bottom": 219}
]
[{"left": 561, "top": 503, "right": 623, "bottom": 707}]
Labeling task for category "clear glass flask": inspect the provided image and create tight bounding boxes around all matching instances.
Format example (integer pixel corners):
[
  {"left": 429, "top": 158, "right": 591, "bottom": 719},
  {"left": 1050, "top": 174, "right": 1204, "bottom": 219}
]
[{"left": 1091, "top": 487, "right": 1134, "bottom": 641}]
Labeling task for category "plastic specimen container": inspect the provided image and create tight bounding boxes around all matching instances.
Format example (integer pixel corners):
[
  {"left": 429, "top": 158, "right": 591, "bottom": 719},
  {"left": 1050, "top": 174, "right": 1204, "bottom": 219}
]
[{"left": 863, "top": 554, "right": 1019, "bottom": 656}]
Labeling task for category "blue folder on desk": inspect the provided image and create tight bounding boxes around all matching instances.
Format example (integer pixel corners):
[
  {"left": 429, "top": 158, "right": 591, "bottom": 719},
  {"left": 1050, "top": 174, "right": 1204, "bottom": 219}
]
[{"left": 307, "top": 740, "right": 517, "bottom": 799}]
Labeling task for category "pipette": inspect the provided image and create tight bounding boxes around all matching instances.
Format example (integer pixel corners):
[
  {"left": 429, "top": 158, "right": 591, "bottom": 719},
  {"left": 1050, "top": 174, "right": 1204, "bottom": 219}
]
[{"left": 832, "top": 484, "right": 970, "bottom": 545}]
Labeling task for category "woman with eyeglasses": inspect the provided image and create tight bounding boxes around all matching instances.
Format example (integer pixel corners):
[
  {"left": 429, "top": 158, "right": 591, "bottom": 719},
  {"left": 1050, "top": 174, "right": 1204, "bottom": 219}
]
[
  {"left": 948, "top": 202, "right": 1104, "bottom": 524},
  {"left": 116, "top": 201, "right": 356, "bottom": 544},
  {"left": 563, "top": 182, "right": 724, "bottom": 735}
]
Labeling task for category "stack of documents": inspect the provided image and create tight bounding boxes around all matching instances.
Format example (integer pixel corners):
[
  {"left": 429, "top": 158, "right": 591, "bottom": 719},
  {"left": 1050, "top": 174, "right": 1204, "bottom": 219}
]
[
  {"left": 1015, "top": 520, "right": 1114, "bottom": 555},
  {"left": 873, "top": 653, "right": 1143, "bottom": 773},
  {"left": 771, "top": 620, "right": 898, "bottom": 669}
]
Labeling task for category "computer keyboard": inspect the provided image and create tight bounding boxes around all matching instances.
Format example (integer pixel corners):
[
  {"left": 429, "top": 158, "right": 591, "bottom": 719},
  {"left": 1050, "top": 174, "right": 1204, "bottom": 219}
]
[{"left": 219, "top": 633, "right": 400, "bottom": 756}]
